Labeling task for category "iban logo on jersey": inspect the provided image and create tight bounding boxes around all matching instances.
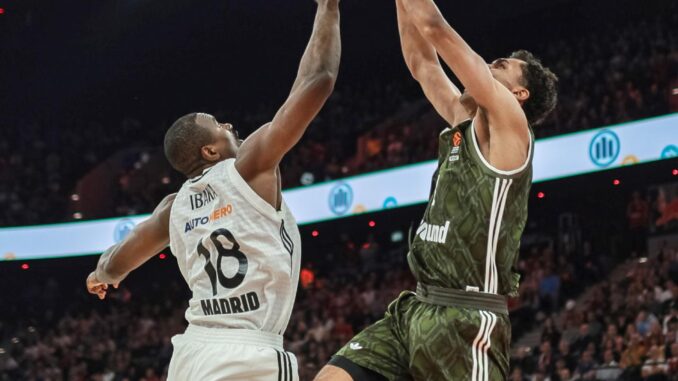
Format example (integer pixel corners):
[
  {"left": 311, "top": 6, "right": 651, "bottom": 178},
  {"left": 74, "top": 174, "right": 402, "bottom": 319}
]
[
  {"left": 416, "top": 221, "right": 450, "bottom": 244},
  {"left": 184, "top": 204, "right": 234, "bottom": 233},
  {"left": 190, "top": 184, "right": 218, "bottom": 210}
]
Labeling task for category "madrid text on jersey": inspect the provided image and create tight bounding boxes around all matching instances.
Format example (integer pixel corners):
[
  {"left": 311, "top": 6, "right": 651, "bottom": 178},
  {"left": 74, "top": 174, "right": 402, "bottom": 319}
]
[
  {"left": 189, "top": 184, "right": 218, "bottom": 210},
  {"left": 200, "top": 291, "right": 261, "bottom": 316},
  {"left": 184, "top": 204, "right": 234, "bottom": 233},
  {"left": 416, "top": 220, "right": 451, "bottom": 244}
]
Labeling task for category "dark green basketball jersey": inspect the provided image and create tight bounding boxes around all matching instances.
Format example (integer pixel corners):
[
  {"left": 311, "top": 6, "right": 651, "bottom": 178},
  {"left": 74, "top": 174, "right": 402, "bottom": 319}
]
[{"left": 407, "top": 119, "right": 534, "bottom": 296}]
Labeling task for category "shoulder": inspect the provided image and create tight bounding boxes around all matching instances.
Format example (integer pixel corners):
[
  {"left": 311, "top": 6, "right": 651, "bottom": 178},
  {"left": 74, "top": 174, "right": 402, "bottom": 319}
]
[{"left": 153, "top": 193, "right": 177, "bottom": 224}]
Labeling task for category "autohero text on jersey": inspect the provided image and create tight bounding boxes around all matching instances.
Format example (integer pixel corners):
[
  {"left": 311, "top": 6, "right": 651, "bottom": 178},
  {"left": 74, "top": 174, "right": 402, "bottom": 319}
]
[
  {"left": 184, "top": 204, "right": 234, "bottom": 233},
  {"left": 200, "top": 291, "right": 261, "bottom": 316}
]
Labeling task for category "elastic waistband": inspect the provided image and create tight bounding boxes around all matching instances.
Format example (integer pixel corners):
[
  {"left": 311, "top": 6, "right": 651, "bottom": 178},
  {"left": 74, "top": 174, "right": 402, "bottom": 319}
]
[
  {"left": 416, "top": 283, "right": 508, "bottom": 315},
  {"left": 183, "top": 325, "right": 284, "bottom": 349}
]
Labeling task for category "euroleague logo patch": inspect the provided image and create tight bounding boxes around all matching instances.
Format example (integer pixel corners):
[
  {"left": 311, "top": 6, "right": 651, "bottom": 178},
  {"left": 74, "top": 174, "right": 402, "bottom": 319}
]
[
  {"left": 452, "top": 131, "right": 463, "bottom": 147},
  {"left": 449, "top": 131, "right": 462, "bottom": 162}
]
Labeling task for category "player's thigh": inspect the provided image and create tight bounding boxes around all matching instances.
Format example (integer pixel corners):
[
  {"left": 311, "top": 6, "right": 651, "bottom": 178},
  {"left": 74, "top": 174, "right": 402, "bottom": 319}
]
[
  {"left": 408, "top": 306, "right": 510, "bottom": 381},
  {"left": 314, "top": 365, "right": 354, "bottom": 381},
  {"left": 330, "top": 292, "right": 416, "bottom": 381},
  {"left": 168, "top": 334, "right": 298, "bottom": 381}
]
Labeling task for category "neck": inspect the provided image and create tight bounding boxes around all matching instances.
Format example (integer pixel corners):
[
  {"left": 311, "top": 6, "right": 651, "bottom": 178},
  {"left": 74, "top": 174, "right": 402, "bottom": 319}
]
[{"left": 187, "top": 162, "right": 216, "bottom": 179}]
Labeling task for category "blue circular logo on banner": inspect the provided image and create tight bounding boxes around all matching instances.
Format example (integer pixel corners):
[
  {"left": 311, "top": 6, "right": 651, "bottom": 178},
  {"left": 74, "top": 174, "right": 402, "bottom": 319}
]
[
  {"left": 328, "top": 182, "right": 353, "bottom": 216},
  {"left": 383, "top": 197, "right": 398, "bottom": 209},
  {"left": 661, "top": 145, "right": 678, "bottom": 159},
  {"left": 114, "top": 219, "right": 136, "bottom": 243},
  {"left": 589, "top": 130, "right": 620, "bottom": 168}
]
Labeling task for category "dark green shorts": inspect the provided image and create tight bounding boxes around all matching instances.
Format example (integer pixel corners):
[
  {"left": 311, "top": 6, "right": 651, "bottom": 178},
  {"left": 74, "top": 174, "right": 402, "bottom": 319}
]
[{"left": 334, "top": 291, "right": 511, "bottom": 381}]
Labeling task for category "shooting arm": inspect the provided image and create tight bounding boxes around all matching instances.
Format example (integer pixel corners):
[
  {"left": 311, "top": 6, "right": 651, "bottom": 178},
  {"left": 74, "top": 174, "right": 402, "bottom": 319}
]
[
  {"left": 402, "top": 0, "right": 524, "bottom": 123},
  {"left": 236, "top": 0, "right": 341, "bottom": 177},
  {"left": 94, "top": 194, "right": 175, "bottom": 284},
  {"left": 396, "top": 0, "right": 464, "bottom": 125}
]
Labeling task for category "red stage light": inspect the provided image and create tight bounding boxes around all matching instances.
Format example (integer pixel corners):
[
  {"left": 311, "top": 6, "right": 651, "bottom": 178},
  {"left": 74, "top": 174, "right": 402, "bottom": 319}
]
[
  {"left": 368, "top": 220, "right": 376, "bottom": 228},
  {"left": 613, "top": 179, "right": 620, "bottom": 186},
  {"left": 311, "top": 230, "right": 319, "bottom": 237},
  {"left": 537, "top": 192, "right": 545, "bottom": 199},
  {"left": 21, "top": 263, "right": 29, "bottom": 270},
  {"left": 673, "top": 169, "right": 678, "bottom": 176},
  {"left": 159, "top": 253, "right": 167, "bottom": 260},
  {"left": 0, "top": 8, "right": 5, "bottom": 15}
]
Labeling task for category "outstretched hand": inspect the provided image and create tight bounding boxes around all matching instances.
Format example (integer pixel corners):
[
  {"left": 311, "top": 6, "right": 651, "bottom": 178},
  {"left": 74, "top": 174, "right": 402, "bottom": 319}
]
[{"left": 86, "top": 271, "right": 119, "bottom": 300}]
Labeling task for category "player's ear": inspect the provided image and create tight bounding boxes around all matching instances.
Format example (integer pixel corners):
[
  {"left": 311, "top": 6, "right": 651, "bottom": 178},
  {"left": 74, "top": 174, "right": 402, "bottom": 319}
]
[
  {"left": 201, "top": 144, "right": 221, "bottom": 162},
  {"left": 513, "top": 87, "right": 530, "bottom": 104}
]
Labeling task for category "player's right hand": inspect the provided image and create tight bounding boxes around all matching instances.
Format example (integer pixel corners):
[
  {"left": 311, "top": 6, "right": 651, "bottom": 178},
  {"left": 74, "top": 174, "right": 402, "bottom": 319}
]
[{"left": 86, "top": 271, "right": 119, "bottom": 300}]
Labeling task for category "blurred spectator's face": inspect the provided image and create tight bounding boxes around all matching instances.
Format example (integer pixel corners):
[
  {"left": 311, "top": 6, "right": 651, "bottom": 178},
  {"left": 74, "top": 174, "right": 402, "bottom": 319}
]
[
  {"left": 671, "top": 343, "right": 678, "bottom": 357},
  {"left": 558, "top": 368, "right": 571, "bottom": 380},
  {"left": 559, "top": 339, "right": 570, "bottom": 353},
  {"left": 604, "top": 349, "right": 614, "bottom": 363},
  {"left": 510, "top": 368, "right": 523, "bottom": 381}
]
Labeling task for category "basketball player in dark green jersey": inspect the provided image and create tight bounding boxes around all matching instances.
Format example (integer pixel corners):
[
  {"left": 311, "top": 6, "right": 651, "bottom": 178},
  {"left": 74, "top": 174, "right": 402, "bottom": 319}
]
[{"left": 316, "top": 0, "right": 558, "bottom": 380}]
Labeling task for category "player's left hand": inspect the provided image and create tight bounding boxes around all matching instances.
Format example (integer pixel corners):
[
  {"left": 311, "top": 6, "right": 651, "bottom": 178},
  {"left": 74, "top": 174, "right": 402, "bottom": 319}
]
[{"left": 86, "top": 271, "right": 119, "bottom": 300}]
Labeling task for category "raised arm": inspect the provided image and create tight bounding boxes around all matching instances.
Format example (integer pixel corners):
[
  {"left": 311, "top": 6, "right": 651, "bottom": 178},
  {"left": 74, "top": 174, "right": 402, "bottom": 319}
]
[
  {"left": 86, "top": 194, "right": 175, "bottom": 299},
  {"left": 402, "top": 0, "right": 526, "bottom": 127},
  {"left": 396, "top": 0, "right": 467, "bottom": 126},
  {"left": 235, "top": 0, "right": 341, "bottom": 178}
]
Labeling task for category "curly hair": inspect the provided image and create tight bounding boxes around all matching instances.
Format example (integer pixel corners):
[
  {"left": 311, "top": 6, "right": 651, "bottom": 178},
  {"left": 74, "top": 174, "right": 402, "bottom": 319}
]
[{"left": 510, "top": 50, "right": 559, "bottom": 125}]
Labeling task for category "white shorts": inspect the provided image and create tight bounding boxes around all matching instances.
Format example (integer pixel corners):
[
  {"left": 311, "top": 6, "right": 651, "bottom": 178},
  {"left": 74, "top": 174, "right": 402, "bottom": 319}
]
[{"left": 168, "top": 325, "right": 298, "bottom": 381}]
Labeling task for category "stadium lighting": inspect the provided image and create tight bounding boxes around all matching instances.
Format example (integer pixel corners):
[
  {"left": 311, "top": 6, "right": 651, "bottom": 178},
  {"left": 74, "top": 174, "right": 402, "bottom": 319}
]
[
  {"left": 73, "top": 212, "right": 83, "bottom": 220},
  {"left": 537, "top": 192, "right": 545, "bottom": 199},
  {"left": 311, "top": 230, "right": 319, "bottom": 237},
  {"left": 71, "top": 194, "right": 80, "bottom": 201}
]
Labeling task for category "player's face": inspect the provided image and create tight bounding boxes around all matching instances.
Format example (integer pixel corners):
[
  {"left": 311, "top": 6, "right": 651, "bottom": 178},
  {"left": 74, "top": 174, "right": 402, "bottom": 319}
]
[
  {"left": 200, "top": 114, "right": 241, "bottom": 160},
  {"left": 488, "top": 57, "right": 528, "bottom": 96}
]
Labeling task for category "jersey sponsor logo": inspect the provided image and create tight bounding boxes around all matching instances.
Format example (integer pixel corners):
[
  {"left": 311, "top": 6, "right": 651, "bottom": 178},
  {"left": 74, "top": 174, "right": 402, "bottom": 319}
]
[
  {"left": 589, "top": 130, "right": 620, "bottom": 167},
  {"left": 184, "top": 204, "right": 233, "bottom": 233},
  {"left": 189, "top": 184, "right": 218, "bottom": 210},
  {"left": 199, "top": 291, "right": 260, "bottom": 316},
  {"left": 416, "top": 220, "right": 451, "bottom": 244}
]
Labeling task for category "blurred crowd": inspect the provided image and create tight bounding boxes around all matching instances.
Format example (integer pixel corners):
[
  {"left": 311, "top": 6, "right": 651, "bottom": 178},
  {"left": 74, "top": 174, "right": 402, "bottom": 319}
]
[
  {"left": 512, "top": 243, "right": 678, "bottom": 381},
  {"left": 1, "top": 1, "right": 676, "bottom": 227},
  {"left": 2, "top": 218, "right": 661, "bottom": 380}
]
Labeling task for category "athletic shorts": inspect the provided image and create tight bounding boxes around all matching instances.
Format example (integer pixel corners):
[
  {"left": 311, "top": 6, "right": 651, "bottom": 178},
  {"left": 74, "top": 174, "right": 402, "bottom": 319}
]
[
  {"left": 333, "top": 291, "right": 511, "bottom": 381},
  {"left": 168, "top": 325, "right": 298, "bottom": 381}
]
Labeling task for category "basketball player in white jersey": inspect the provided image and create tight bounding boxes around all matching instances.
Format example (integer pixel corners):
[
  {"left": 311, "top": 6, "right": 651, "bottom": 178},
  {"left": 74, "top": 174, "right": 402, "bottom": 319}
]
[{"left": 86, "top": 1, "right": 341, "bottom": 379}]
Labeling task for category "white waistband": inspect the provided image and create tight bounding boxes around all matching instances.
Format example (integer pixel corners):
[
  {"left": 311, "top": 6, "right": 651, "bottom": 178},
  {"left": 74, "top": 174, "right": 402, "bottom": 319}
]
[{"left": 183, "top": 325, "right": 284, "bottom": 350}]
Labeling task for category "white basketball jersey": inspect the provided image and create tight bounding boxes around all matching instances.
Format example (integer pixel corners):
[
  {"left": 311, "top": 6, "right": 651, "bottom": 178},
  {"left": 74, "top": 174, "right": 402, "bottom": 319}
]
[{"left": 169, "top": 159, "right": 301, "bottom": 335}]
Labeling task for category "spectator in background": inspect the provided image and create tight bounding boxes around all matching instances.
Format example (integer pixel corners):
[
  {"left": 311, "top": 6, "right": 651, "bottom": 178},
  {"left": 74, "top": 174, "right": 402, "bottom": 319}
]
[{"left": 627, "top": 191, "right": 650, "bottom": 255}]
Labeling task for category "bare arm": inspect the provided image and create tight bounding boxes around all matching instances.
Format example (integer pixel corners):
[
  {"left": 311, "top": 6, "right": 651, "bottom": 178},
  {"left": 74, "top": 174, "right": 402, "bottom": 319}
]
[
  {"left": 403, "top": 0, "right": 529, "bottom": 170},
  {"left": 402, "top": 0, "right": 523, "bottom": 120},
  {"left": 235, "top": 0, "right": 341, "bottom": 179},
  {"left": 396, "top": 0, "right": 466, "bottom": 125},
  {"left": 86, "top": 194, "right": 175, "bottom": 299}
]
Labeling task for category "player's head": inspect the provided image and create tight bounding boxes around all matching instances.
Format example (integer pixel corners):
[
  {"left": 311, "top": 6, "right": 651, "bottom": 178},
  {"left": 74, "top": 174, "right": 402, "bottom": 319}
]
[
  {"left": 487, "top": 50, "right": 558, "bottom": 125},
  {"left": 164, "top": 112, "right": 240, "bottom": 177}
]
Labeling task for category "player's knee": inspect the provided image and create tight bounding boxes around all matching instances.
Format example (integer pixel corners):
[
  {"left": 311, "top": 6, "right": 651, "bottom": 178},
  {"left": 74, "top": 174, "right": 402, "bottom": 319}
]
[{"left": 314, "top": 365, "right": 354, "bottom": 381}]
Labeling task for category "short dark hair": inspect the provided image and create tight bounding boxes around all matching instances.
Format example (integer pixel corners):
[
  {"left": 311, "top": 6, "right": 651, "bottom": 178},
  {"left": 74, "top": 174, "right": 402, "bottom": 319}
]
[
  {"left": 164, "top": 113, "right": 214, "bottom": 176},
  {"left": 510, "top": 50, "right": 558, "bottom": 125}
]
